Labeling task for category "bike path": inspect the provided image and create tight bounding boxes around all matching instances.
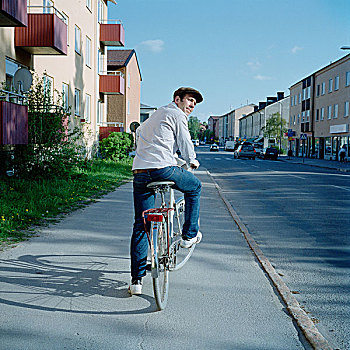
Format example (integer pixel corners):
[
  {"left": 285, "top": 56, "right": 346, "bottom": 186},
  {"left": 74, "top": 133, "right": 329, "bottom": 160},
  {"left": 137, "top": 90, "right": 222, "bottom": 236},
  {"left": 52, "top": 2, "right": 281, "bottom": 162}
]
[{"left": 0, "top": 171, "right": 311, "bottom": 350}]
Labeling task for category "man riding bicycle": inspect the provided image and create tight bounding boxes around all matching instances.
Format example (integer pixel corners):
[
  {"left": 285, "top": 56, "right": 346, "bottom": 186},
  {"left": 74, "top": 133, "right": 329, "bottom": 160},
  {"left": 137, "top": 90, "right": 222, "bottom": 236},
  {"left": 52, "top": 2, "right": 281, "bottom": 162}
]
[{"left": 129, "top": 87, "right": 203, "bottom": 295}]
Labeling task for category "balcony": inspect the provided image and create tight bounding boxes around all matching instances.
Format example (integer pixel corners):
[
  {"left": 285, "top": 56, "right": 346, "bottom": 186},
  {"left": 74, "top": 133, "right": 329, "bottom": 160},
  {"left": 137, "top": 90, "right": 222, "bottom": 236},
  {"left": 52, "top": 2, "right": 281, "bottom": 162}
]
[
  {"left": 99, "top": 71, "right": 125, "bottom": 95},
  {"left": 0, "top": 92, "right": 28, "bottom": 144},
  {"left": 100, "top": 20, "right": 125, "bottom": 46},
  {"left": 99, "top": 122, "right": 124, "bottom": 140},
  {"left": 0, "top": 0, "right": 27, "bottom": 27},
  {"left": 15, "top": 6, "right": 67, "bottom": 55}
]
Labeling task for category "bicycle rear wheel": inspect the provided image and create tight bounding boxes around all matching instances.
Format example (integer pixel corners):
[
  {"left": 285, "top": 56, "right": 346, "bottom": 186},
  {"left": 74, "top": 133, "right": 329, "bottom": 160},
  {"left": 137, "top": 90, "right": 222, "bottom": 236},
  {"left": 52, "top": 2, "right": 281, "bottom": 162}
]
[
  {"left": 169, "top": 198, "right": 195, "bottom": 271},
  {"left": 151, "top": 219, "right": 169, "bottom": 310}
]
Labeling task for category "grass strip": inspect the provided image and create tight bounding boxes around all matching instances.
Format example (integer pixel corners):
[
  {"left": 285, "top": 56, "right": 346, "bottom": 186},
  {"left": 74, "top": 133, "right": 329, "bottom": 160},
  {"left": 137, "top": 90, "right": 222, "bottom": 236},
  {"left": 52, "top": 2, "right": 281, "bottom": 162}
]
[{"left": 0, "top": 159, "right": 132, "bottom": 243}]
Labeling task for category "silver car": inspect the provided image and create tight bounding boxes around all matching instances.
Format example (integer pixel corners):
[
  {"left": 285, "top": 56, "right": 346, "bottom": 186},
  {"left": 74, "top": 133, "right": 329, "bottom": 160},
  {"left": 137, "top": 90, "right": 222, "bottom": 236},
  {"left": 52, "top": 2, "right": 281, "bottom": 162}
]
[{"left": 234, "top": 144, "right": 256, "bottom": 159}]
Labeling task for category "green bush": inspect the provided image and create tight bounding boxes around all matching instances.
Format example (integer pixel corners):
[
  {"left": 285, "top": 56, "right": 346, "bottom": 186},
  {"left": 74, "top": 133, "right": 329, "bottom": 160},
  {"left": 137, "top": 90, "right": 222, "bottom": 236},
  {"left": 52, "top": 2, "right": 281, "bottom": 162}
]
[{"left": 100, "top": 132, "right": 134, "bottom": 161}]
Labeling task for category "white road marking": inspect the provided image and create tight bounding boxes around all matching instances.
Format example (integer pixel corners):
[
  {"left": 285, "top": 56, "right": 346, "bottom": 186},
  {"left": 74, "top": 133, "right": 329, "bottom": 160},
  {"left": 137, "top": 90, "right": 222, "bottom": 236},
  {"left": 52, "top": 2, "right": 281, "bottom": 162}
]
[
  {"left": 331, "top": 185, "right": 350, "bottom": 192},
  {"left": 288, "top": 174, "right": 306, "bottom": 179}
]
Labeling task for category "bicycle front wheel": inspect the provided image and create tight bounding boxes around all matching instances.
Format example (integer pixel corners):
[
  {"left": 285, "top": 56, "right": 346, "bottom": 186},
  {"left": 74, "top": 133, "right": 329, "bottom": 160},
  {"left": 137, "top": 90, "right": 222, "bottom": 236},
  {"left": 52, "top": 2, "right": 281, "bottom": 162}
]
[
  {"left": 170, "top": 198, "right": 195, "bottom": 271},
  {"left": 151, "top": 220, "right": 169, "bottom": 310}
]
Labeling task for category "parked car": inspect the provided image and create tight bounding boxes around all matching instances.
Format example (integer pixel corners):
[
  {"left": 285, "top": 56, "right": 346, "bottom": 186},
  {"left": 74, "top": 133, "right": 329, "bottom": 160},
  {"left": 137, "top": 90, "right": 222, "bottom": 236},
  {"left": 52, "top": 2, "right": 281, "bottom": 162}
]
[
  {"left": 210, "top": 143, "right": 219, "bottom": 152},
  {"left": 192, "top": 139, "right": 199, "bottom": 146},
  {"left": 224, "top": 141, "right": 236, "bottom": 151},
  {"left": 264, "top": 147, "right": 278, "bottom": 160},
  {"left": 199, "top": 140, "right": 206, "bottom": 145},
  {"left": 234, "top": 144, "right": 256, "bottom": 159},
  {"left": 253, "top": 143, "right": 264, "bottom": 158}
]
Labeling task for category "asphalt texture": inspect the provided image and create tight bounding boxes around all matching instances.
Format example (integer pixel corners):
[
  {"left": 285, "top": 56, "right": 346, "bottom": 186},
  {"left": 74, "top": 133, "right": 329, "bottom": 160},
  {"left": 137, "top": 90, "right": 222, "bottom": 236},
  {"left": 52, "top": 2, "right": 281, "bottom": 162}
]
[{"left": 0, "top": 171, "right": 311, "bottom": 349}]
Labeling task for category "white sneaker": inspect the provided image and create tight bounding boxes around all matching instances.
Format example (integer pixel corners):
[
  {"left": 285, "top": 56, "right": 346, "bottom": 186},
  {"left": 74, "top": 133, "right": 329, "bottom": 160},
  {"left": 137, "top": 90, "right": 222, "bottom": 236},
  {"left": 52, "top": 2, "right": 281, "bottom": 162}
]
[
  {"left": 128, "top": 279, "right": 142, "bottom": 295},
  {"left": 180, "top": 231, "right": 202, "bottom": 248}
]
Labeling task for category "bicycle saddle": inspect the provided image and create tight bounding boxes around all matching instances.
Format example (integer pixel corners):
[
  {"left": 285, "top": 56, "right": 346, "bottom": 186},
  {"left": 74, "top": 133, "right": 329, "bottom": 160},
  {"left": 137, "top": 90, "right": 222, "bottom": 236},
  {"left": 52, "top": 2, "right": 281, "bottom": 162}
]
[{"left": 147, "top": 181, "right": 175, "bottom": 189}]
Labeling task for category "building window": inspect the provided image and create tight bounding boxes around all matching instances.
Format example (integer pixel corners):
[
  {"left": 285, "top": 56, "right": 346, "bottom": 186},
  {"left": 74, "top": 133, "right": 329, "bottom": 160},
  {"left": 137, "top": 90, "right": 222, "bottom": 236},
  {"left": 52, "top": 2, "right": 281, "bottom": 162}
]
[
  {"left": 316, "top": 84, "right": 320, "bottom": 97},
  {"left": 98, "top": 0, "right": 104, "bottom": 23},
  {"left": 291, "top": 97, "right": 294, "bottom": 107},
  {"left": 127, "top": 100, "right": 130, "bottom": 115},
  {"left": 98, "top": 50, "right": 103, "bottom": 74},
  {"left": 346, "top": 71, "right": 350, "bottom": 87},
  {"left": 334, "top": 104, "right": 338, "bottom": 118},
  {"left": 85, "top": 94, "right": 91, "bottom": 122},
  {"left": 328, "top": 79, "right": 333, "bottom": 93},
  {"left": 97, "top": 100, "right": 104, "bottom": 124},
  {"left": 297, "top": 114, "right": 300, "bottom": 123},
  {"left": 43, "top": 0, "right": 53, "bottom": 13},
  {"left": 307, "top": 86, "right": 310, "bottom": 99},
  {"left": 302, "top": 88, "right": 306, "bottom": 101},
  {"left": 301, "top": 111, "right": 305, "bottom": 122},
  {"left": 75, "top": 89, "right": 80, "bottom": 116},
  {"left": 75, "top": 25, "right": 81, "bottom": 55},
  {"left": 335, "top": 76, "right": 339, "bottom": 90},
  {"left": 299, "top": 93, "right": 301, "bottom": 104},
  {"left": 321, "top": 82, "right": 325, "bottom": 95},
  {"left": 293, "top": 115, "right": 296, "bottom": 125},
  {"left": 327, "top": 105, "right": 332, "bottom": 119},
  {"left": 306, "top": 110, "right": 310, "bottom": 121},
  {"left": 345, "top": 101, "right": 349, "bottom": 117},
  {"left": 86, "top": 0, "right": 92, "bottom": 11},
  {"left": 43, "top": 74, "right": 53, "bottom": 100},
  {"left": 316, "top": 109, "right": 319, "bottom": 121},
  {"left": 62, "top": 83, "right": 69, "bottom": 111},
  {"left": 86, "top": 36, "right": 91, "bottom": 67},
  {"left": 128, "top": 73, "right": 131, "bottom": 88},
  {"left": 320, "top": 108, "right": 324, "bottom": 120}
]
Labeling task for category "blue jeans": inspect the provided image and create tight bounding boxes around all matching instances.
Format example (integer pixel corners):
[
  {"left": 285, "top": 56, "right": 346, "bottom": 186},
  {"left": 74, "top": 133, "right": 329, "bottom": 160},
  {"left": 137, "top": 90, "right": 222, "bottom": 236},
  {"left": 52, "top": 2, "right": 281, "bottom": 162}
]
[{"left": 131, "top": 166, "right": 201, "bottom": 279}]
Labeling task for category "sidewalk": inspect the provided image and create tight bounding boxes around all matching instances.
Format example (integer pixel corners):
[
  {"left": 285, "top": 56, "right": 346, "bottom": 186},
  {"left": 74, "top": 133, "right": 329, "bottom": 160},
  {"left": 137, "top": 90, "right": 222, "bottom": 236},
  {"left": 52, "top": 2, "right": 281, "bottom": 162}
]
[
  {"left": 0, "top": 171, "right": 311, "bottom": 350},
  {"left": 279, "top": 155, "right": 350, "bottom": 172}
]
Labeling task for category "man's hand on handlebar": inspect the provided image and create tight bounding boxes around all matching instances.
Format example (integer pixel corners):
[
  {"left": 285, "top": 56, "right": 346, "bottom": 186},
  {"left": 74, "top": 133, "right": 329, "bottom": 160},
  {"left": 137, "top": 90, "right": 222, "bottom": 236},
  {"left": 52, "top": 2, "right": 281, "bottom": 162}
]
[{"left": 190, "top": 159, "right": 200, "bottom": 169}]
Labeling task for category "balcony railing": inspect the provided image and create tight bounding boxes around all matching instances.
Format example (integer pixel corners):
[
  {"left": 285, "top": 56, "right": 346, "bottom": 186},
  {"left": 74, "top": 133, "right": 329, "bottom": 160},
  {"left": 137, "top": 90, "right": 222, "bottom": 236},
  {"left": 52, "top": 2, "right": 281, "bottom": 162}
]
[
  {"left": 99, "top": 71, "right": 125, "bottom": 95},
  {"left": 0, "top": 0, "right": 27, "bottom": 27},
  {"left": 15, "top": 6, "right": 67, "bottom": 55},
  {"left": 99, "top": 122, "right": 125, "bottom": 140},
  {"left": 0, "top": 91, "right": 28, "bottom": 145},
  {"left": 99, "top": 20, "right": 125, "bottom": 46}
]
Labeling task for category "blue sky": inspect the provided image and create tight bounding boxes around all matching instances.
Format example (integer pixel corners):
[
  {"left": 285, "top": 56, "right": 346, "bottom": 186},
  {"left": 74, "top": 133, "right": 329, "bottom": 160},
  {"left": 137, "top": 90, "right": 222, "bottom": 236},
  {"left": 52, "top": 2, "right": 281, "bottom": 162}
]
[{"left": 109, "top": 0, "right": 350, "bottom": 122}]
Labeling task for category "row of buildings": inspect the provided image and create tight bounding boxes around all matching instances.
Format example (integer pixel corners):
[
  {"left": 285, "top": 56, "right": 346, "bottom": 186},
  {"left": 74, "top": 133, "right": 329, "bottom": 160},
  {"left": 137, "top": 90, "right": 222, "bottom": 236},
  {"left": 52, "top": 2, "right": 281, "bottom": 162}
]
[
  {"left": 0, "top": 0, "right": 142, "bottom": 153},
  {"left": 208, "top": 53, "right": 350, "bottom": 160}
]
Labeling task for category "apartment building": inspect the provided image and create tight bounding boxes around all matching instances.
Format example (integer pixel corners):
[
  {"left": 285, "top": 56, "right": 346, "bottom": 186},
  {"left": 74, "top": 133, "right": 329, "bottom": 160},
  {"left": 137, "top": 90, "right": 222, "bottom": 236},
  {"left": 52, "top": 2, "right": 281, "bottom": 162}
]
[
  {"left": 289, "top": 75, "right": 314, "bottom": 157},
  {"left": 239, "top": 92, "right": 289, "bottom": 150},
  {"left": 314, "top": 54, "right": 350, "bottom": 160},
  {"left": 106, "top": 49, "right": 141, "bottom": 133},
  {"left": 1, "top": 0, "right": 125, "bottom": 152},
  {"left": 209, "top": 104, "right": 255, "bottom": 145},
  {"left": 289, "top": 53, "right": 350, "bottom": 160}
]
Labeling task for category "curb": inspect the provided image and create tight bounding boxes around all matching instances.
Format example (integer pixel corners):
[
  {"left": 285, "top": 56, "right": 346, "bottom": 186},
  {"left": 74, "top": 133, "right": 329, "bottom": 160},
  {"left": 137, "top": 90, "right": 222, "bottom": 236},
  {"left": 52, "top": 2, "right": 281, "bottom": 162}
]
[
  {"left": 206, "top": 170, "right": 333, "bottom": 350},
  {"left": 279, "top": 159, "right": 350, "bottom": 173}
]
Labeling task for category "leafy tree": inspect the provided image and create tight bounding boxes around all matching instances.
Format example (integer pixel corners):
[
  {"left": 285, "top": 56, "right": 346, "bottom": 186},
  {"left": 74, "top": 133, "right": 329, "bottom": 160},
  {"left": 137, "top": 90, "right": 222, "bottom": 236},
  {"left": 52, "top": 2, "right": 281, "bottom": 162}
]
[
  {"left": 262, "top": 112, "right": 288, "bottom": 153},
  {"left": 188, "top": 116, "right": 201, "bottom": 139},
  {"left": 263, "top": 112, "right": 287, "bottom": 140}
]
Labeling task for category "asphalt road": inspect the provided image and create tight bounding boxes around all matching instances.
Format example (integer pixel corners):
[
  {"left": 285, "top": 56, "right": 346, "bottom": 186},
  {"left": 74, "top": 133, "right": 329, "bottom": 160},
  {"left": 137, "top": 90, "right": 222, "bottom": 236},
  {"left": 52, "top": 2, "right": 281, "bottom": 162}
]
[{"left": 197, "top": 145, "right": 350, "bottom": 350}]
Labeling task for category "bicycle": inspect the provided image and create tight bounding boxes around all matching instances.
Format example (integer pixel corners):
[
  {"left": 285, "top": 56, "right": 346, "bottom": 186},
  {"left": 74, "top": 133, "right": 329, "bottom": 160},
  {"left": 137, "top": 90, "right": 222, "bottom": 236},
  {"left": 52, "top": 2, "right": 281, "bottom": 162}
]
[{"left": 142, "top": 180, "right": 198, "bottom": 310}]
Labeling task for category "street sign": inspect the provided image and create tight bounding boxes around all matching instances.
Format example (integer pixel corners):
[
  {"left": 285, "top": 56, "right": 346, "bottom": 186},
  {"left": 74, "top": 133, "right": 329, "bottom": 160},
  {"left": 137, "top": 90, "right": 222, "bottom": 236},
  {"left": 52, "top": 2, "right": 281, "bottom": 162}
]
[
  {"left": 300, "top": 133, "right": 307, "bottom": 140},
  {"left": 130, "top": 121, "right": 140, "bottom": 132}
]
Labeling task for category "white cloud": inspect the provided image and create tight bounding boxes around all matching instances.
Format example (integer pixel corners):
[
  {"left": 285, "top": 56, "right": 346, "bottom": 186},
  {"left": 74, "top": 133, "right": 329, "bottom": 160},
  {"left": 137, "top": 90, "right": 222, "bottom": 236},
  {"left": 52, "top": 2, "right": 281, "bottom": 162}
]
[
  {"left": 139, "top": 39, "right": 164, "bottom": 53},
  {"left": 291, "top": 46, "right": 303, "bottom": 54},
  {"left": 247, "top": 60, "right": 261, "bottom": 70},
  {"left": 254, "top": 74, "right": 272, "bottom": 81}
]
